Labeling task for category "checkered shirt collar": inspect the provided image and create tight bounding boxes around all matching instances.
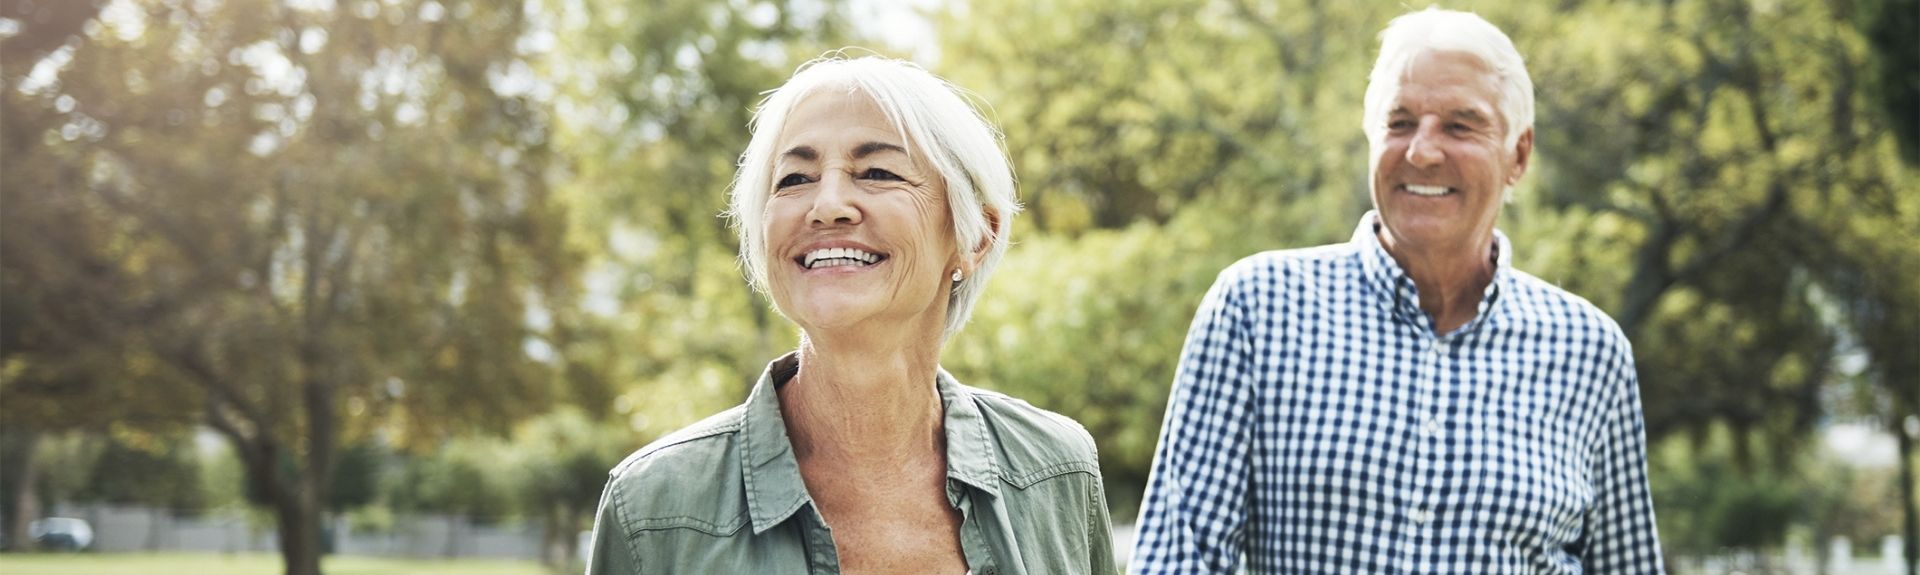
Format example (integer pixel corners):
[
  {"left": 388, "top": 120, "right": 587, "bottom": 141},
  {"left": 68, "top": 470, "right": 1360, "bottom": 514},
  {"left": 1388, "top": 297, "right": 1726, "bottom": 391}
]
[{"left": 1352, "top": 210, "right": 1514, "bottom": 337}]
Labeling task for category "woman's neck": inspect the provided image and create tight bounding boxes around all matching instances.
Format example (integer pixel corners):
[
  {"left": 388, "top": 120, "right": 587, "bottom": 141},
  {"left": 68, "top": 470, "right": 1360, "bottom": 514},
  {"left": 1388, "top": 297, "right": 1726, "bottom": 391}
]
[{"left": 778, "top": 333, "right": 947, "bottom": 467}]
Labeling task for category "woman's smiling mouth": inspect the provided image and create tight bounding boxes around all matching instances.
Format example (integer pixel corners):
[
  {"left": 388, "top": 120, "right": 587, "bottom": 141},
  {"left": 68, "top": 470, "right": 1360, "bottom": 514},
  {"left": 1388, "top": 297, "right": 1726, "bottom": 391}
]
[{"left": 798, "top": 247, "right": 887, "bottom": 269}]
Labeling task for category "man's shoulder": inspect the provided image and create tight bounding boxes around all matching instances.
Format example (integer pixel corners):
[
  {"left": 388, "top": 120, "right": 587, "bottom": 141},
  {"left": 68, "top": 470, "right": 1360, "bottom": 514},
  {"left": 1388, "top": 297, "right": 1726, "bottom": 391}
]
[
  {"left": 1213, "top": 242, "right": 1363, "bottom": 291},
  {"left": 956, "top": 385, "right": 1102, "bottom": 487},
  {"left": 1505, "top": 269, "right": 1632, "bottom": 347}
]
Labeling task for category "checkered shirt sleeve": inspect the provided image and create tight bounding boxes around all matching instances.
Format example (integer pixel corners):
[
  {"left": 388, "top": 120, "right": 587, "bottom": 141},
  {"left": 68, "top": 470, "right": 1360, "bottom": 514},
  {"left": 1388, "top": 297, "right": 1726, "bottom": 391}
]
[{"left": 1129, "top": 263, "right": 1258, "bottom": 573}]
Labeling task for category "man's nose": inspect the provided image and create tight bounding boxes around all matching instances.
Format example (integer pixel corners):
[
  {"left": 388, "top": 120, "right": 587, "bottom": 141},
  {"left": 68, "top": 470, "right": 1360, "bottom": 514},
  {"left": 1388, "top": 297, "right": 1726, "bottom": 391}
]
[{"left": 1405, "top": 120, "right": 1445, "bottom": 168}]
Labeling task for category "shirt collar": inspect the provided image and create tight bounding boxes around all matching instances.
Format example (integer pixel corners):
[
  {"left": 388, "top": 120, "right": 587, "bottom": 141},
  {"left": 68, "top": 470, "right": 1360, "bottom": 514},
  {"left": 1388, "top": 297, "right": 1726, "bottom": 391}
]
[
  {"left": 936, "top": 367, "right": 1004, "bottom": 497},
  {"left": 737, "top": 352, "right": 1004, "bottom": 534},
  {"left": 739, "top": 352, "right": 808, "bottom": 534},
  {"left": 1352, "top": 210, "right": 1513, "bottom": 337}
]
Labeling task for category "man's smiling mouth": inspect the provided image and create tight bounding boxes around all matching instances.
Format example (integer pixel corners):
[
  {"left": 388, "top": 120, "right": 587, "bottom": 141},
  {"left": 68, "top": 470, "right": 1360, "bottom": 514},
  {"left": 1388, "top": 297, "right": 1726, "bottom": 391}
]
[{"left": 1402, "top": 184, "right": 1455, "bottom": 197}]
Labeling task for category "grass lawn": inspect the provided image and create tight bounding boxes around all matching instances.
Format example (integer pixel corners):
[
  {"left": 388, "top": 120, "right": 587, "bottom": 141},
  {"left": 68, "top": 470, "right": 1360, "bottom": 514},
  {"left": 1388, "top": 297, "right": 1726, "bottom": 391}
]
[{"left": 0, "top": 552, "right": 555, "bottom": 575}]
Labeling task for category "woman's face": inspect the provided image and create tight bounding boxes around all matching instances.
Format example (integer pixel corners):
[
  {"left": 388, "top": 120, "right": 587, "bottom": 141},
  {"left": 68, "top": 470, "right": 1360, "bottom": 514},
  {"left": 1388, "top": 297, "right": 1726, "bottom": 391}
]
[{"left": 763, "top": 89, "right": 960, "bottom": 338}]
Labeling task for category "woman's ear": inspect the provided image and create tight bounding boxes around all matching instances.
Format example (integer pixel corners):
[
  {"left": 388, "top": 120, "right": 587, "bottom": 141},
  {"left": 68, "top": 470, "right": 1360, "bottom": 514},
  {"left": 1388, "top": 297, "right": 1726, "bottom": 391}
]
[{"left": 967, "top": 207, "right": 1001, "bottom": 271}]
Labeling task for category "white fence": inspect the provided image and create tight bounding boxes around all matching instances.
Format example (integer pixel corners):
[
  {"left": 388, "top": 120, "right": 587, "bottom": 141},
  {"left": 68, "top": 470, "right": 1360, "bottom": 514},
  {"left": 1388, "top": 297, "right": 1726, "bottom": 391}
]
[{"left": 47, "top": 503, "right": 545, "bottom": 559}]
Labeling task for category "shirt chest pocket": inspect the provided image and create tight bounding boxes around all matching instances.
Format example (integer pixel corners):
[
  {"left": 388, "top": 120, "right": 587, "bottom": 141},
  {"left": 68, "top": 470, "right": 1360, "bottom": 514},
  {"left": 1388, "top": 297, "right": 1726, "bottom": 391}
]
[
  {"left": 629, "top": 517, "right": 812, "bottom": 573},
  {"left": 1467, "top": 406, "right": 1594, "bottom": 553}
]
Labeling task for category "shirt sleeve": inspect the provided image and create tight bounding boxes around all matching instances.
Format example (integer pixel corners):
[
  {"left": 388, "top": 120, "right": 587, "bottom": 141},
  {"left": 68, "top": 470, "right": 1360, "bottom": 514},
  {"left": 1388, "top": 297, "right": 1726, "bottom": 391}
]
[
  {"left": 584, "top": 475, "right": 641, "bottom": 575},
  {"left": 1581, "top": 349, "right": 1666, "bottom": 573},
  {"left": 1088, "top": 471, "right": 1119, "bottom": 575},
  {"left": 1128, "top": 266, "right": 1257, "bottom": 574}
]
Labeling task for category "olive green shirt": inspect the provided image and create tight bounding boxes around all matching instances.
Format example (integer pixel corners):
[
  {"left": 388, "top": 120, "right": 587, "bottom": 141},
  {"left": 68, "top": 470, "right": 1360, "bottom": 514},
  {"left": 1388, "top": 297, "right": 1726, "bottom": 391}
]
[{"left": 584, "top": 353, "right": 1116, "bottom": 575}]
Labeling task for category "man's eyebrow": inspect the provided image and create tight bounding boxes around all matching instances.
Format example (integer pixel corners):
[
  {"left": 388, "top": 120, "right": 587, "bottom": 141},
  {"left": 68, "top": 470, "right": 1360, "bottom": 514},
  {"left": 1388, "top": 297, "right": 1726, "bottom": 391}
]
[
  {"left": 852, "top": 141, "right": 907, "bottom": 159},
  {"left": 1451, "top": 109, "right": 1494, "bottom": 125},
  {"left": 780, "top": 146, "right": 818, "bottom": 162}
]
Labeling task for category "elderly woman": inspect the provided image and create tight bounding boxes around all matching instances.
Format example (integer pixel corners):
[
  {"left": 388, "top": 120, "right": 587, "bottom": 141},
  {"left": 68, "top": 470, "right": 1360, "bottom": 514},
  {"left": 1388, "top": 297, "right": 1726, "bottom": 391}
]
[{"left": 584, "top": 55, "right": 1116, "bottom": 575}]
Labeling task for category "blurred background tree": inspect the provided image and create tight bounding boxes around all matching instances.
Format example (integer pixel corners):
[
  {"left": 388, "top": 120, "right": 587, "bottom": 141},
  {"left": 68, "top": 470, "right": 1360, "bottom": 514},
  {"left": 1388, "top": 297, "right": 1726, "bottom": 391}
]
[{"left": 3, "top": 0, "right": 577, "bottom": 572}]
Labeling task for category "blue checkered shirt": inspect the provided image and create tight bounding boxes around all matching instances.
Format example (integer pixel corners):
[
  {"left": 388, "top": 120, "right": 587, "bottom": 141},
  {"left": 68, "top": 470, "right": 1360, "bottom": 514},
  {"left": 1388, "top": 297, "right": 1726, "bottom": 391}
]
[{"left": 1129, "top": 213, "right": 1663, "bottom": 574}]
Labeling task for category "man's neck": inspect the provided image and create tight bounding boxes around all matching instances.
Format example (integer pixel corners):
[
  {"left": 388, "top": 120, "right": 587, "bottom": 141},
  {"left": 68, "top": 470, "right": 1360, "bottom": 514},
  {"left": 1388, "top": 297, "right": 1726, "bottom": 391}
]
[{"left": 1377, "top": 229, "right": 1496, "bottom": 335}]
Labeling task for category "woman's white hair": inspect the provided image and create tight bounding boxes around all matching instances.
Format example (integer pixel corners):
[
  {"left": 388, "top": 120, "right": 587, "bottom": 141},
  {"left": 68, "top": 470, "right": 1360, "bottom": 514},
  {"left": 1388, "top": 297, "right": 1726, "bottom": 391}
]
[
  {"left": 1363, "top": 8, "right": 1535, "bottom": 160},
  {"left": 725, "top": 53, "right": 1020, "bottom": 340}
]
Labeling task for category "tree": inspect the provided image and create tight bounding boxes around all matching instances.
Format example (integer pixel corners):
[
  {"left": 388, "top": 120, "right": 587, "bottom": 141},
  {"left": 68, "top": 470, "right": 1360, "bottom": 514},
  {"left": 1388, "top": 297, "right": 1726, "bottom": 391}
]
[
  {"left": 497, "top": 408, "right": 630, "bottom": 569},
  {"left": 1, "top": 2, "right": 574, "bottom": 573},
  {"left": 386, "top": 439, "right": 511, "bottom": 557},
  {"left": 78, "top": 432, "right": 206, "bottom": 550}
]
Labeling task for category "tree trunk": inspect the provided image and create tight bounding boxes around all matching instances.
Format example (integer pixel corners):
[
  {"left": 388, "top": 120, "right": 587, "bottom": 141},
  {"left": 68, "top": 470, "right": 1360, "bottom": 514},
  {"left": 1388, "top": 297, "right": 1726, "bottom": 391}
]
[
  {"left": 557, "top": 506, "right": 583, "bottom": 569},
  {"left": 540, "top": 506, "right": 562, "bottom": 567},
  {"left": 273, "top": 485, "right": 325, "bottom": 575},
  {"left": 444, "top": 514, "right": 461, "bottom": 558},
  {"left": 1899, "top": 415, "right": 1916, "bottom": 575},
  {"left": 3, "top": 430, "right": 41, "bottom": 551},
  {"left": 217, "top": 424, "right": 329, "bottom": 575},
  {"left": 148, "top": 508, "right": 165, "bottom": 551}
]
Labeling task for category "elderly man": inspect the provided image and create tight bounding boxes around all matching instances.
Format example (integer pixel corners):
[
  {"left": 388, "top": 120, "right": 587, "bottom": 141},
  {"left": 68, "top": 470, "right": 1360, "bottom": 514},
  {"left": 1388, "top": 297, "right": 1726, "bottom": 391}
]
[{"left": 1128, "top": 8, "right": 1664, "bottom": 574}]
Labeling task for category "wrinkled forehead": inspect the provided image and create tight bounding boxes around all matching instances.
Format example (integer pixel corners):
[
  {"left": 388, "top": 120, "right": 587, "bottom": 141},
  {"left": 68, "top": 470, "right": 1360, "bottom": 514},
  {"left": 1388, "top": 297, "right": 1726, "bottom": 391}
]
[{"left": 775, "top": 84, "right": 912, "bottom": 153}]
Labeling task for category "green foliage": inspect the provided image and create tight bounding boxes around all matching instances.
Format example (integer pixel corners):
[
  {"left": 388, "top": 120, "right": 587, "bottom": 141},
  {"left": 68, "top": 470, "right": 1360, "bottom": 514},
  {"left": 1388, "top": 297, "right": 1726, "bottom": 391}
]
[
  {"left": 499, "top": 408, "right": 629, "bottom": 520},
  {"left": 1650, "top": 429, "right": 1804, "bottom": 556},
  {"left": 328, "top": 443, "right": 386, "bottom": 513},
  {"left": 79, "top": 434, "right": 205, "bottom": 513},
  {"left": 1651, "top": 426, "right": 1908, "bottom": 559},
  {"left": 387, "top": 440, "right": 511, "bottom": 523}
]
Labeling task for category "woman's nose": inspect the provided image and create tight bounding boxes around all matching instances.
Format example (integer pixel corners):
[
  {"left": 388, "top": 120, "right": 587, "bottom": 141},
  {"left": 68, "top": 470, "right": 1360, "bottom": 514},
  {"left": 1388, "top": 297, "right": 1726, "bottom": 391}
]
[{"left": 808, "top": 172, "right": 862, "bottom": 227}]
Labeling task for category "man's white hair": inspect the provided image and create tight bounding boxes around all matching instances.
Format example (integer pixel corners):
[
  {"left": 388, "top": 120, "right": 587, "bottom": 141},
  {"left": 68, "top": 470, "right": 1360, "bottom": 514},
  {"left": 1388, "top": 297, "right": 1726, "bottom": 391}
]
[
  {"left": 1363, "top": 7, "right": 1535, "bottom": 155},
  {"left": 725, "top": 53, "right": 1020, "bottom": 341}
]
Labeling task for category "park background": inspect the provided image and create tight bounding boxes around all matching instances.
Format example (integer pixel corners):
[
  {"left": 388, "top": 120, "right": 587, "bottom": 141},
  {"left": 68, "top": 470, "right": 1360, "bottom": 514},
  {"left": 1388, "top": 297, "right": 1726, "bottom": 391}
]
[{"left": 1, "top": 0, "right": 1915, "bottom": 573}]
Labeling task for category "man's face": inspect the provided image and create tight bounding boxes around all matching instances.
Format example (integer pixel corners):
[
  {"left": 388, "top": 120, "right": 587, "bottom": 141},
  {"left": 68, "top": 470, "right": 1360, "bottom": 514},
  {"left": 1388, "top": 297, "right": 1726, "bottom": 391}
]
[{"left": 1369, "top": 49, "right": 1531, "bottom": 256}]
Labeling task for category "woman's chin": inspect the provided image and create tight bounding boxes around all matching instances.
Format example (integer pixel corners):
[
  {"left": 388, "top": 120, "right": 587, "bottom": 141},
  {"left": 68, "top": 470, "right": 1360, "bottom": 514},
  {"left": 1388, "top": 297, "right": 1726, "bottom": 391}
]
[{"left": 791, "top": 304, "right": 882, "bottom": 334}]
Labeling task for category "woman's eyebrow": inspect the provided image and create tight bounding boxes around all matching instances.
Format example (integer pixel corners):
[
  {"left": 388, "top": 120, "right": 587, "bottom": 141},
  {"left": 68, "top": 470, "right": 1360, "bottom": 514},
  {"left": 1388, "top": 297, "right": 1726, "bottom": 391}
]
[
  {"left": 780, "top": 146, "right": 818, "bottom": 162},
  {"left": 852, "top": 141, "right": 907, "bottom": 159}
]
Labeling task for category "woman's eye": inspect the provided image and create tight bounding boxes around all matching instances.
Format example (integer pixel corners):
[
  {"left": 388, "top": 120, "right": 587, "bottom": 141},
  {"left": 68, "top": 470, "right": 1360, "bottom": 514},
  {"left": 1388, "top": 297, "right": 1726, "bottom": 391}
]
[
  {"left": 776, "top": 173, "right": 813, "bottom": 188},
  {"left": 860, "top": 168, "right": 903, "bottom": 181}
]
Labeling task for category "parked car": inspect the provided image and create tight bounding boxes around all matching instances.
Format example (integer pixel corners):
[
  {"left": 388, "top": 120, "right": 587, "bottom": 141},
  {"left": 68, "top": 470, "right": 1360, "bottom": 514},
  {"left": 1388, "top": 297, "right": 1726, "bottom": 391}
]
[{"left": 29, "top": 517, "right": 93, "bottom": 551}]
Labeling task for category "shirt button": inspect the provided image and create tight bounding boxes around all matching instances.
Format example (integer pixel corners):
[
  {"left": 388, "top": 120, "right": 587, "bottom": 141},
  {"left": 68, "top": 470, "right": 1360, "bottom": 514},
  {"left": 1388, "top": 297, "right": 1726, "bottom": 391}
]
[
  {"left": 1422, "top": 417, "right": 1442, "bottom": 436},
  {"left": 1411, "top": 509, "right": 1432, "bottom": 524}
]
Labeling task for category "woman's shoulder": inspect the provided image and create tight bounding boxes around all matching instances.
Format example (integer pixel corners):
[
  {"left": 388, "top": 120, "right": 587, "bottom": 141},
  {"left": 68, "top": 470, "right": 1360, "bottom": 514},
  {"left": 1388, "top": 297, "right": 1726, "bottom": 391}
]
[
  {"left": 614, "top": 405, "right": 748, "bottom": 474},
  {"left": 952, "top": 385, "right": 1102, "bottom": 487},
  {"left": 602, "top": 406, "right": 751, "bottom": 529}
]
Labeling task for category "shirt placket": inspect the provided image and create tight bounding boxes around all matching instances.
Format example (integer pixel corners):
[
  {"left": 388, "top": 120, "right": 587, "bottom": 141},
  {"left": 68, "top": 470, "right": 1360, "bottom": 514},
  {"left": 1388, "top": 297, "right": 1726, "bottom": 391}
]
[
  {"left": 1400, "top": 328, "right": 1450, "bottom": 573},
  {"left": 797, "top": 504, "right": 841, "bottom": 575}
]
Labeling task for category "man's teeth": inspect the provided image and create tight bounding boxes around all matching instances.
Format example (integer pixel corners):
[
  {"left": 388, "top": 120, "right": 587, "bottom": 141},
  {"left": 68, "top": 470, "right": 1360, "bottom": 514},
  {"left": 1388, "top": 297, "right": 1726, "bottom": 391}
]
[
  {"left": 803, "top": 247, "right": 882, "bottom": 269},
  {"left": 1405, "top": 185, "right": 1451, "bottom": 197}
]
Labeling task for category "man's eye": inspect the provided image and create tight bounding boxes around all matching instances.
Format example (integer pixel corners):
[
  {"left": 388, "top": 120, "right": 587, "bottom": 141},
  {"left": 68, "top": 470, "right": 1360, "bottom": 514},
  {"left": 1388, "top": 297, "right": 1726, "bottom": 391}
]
[
  {"left": 776, "top": 173, "right": 813, "bottom": 188},
  {"left": 1388, "top": 120, "right": 1416, "bottom": 131},
  {"left": 860, "top": 168, "right": 903, "bottom": 181}
]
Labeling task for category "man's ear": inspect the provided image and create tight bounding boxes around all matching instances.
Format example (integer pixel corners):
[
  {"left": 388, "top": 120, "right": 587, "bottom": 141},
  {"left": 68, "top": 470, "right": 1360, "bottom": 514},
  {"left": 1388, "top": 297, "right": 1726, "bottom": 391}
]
[{"left": 1507, "top": 127, "right": 1534, "bottom": 185}]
